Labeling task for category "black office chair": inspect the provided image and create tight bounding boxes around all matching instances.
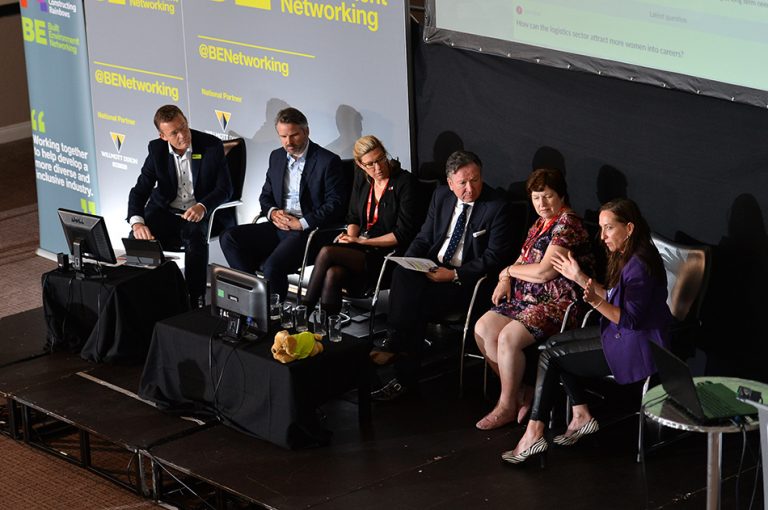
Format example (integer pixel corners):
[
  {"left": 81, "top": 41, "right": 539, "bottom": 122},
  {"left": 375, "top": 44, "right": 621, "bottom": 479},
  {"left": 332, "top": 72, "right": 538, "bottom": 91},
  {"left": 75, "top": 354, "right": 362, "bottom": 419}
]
[{"left": 207, "top": 137, "right": 247, "bottom": 243}]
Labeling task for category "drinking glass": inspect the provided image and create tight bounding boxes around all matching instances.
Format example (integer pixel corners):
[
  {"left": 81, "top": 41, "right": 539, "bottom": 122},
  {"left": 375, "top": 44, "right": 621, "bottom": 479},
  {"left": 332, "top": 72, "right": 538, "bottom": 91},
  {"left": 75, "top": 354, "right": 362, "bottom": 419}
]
[
  {"left": 280, "top": 302, "right": 294, "bottom": 329},
  {"left": 312, "top": 308, "right": 327, "bottom": 336},
  {"left": 294, "top": 305, "right": 308, "bottom": 332},
  {"left": 269, "top": 293, "right": 281, "bottom": 321},
  {"left": 328, "top": 314, "right": 343, "bottom": 343}
]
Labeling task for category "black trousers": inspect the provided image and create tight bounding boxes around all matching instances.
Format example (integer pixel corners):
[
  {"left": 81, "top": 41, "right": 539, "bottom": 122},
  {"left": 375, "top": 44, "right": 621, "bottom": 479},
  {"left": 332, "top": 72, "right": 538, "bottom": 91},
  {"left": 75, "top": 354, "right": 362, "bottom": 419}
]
[
  {"left": 529, "top": 325, "right": 612, "bottom": 422},
  {"left": 219, "top": 222, "right": 308, "bottom": 299},
  {"left": 141, "top": 203, "right": 208, "bottom": 302},
  {"left": 387, "top": 265, "right": 473, "bottom": 388}
]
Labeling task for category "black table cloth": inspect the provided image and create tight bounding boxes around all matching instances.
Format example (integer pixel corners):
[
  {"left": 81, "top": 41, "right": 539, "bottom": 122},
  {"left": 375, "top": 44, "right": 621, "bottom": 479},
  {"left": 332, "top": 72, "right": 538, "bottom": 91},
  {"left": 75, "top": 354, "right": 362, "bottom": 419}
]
[
  {"left": 42, "top": 262, "right": 189, "bottom": 363},
  {"left": 138, "top": 308, "right": 371, "bottom": 449}
]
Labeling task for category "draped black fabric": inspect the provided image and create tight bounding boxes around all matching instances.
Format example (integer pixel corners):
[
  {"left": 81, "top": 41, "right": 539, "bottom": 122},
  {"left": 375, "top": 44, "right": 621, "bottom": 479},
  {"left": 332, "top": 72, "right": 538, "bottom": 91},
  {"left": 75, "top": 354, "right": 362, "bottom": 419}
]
[
  {"left": 138, "top": 309, "right": 371, "bottom": 449},
  {"left": 42, "top": 262, "right": 189, "bottom": 364}
]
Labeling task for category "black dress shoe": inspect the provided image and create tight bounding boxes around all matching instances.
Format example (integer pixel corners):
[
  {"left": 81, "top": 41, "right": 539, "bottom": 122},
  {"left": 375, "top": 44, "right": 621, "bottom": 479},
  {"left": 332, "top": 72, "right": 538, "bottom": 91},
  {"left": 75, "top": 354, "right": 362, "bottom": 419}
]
[
  {"left": 372, "top": 335, "right": 400, "bottom": 351},
  {"left": 371, "top": 378, "right": 406, "bottom": 401},
  {"left": 369, "top": 336, "right": 405, "bottom": 365}
]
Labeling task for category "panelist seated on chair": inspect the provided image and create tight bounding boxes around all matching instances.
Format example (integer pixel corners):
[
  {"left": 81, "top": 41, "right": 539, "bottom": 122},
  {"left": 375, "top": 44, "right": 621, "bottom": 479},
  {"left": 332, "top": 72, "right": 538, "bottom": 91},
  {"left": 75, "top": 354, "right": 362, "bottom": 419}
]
[
  {"left": 369, "top": 150, "right": 513, "bottom": 400},
  {"left": 501, "top": 198, "right": 673, "bottom": 465},
  {"left": 127, "top": 104, "right": 232, "bottom": 306},
  {"left": 473, "top": 168, "right": 594, "bottom": 431},
  {"left": 219, "top": 107, "right": 346, "bottom": 299},
  {"left": 302, "top": 135, "right": 419, "bottom": 315}
]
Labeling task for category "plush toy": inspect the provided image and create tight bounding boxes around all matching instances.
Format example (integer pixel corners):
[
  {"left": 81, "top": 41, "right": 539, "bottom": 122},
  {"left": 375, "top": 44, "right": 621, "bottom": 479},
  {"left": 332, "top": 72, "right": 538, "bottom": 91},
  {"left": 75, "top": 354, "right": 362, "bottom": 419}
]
[{"left": 271, "top": 330, "right": 324, "bottom": 363}]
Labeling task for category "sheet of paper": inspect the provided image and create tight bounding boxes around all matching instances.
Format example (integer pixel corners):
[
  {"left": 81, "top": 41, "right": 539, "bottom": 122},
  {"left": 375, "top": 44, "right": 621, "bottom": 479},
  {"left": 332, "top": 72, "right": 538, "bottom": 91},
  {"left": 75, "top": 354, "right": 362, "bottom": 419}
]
[{"left": 387, "top": 256, "right": 438, "bottom": 272}]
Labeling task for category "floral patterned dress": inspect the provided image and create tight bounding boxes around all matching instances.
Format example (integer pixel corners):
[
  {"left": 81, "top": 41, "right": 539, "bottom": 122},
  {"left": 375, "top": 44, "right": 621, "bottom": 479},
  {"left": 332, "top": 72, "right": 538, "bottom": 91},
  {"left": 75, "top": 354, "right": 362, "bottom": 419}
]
[{"left": 492, "top": 210, "right": 594, "bottom": 341}]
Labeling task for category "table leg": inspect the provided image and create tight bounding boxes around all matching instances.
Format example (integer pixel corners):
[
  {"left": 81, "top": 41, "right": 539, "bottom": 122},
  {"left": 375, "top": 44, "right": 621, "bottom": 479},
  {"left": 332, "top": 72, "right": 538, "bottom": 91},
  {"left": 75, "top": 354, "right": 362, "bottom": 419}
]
[{"left": 706, "top": 431, "right": 722, "bottom": 510}]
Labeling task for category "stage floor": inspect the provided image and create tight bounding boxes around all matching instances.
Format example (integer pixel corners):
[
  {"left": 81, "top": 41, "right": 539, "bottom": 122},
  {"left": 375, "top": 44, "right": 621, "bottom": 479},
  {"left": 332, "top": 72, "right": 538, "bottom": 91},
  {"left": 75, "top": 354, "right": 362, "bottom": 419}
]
[{"left": 0, "top": 309, "right": 762, "bottom": 509}]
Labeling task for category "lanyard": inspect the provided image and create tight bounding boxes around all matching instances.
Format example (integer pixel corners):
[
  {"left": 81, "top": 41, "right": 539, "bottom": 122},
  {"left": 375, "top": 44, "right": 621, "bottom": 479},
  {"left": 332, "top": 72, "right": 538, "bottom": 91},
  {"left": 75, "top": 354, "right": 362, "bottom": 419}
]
[
  {"left": 521, "top": 209, "right": 566, "bottom": 260},
  {"left": 365, "top": 179, "right": 389, "bottom": 232}
]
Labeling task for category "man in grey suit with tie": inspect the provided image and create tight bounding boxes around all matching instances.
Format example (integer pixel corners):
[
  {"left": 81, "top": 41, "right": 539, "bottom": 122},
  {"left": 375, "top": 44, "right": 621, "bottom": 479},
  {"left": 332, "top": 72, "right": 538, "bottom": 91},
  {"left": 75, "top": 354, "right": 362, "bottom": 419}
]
[{"left": 371, "top": 150, "right": 513, "bottom": 399}]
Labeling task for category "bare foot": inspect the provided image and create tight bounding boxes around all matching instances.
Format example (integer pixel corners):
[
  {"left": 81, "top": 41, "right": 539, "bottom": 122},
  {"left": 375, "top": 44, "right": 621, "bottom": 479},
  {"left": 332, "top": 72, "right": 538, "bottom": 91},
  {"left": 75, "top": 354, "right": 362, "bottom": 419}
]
[
  {"left": 517, "top": 385, "right": 533, "bottom": 423},
  {"left": 476, "top": 405, "right": 517, "bottom": 430}
]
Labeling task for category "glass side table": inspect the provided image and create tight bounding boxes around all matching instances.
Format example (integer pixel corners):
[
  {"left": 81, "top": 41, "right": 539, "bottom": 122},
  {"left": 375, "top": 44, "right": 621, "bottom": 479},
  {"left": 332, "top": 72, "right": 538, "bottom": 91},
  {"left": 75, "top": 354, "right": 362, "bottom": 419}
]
[{"left": 641, "top": 376, "right": 767, "bottom": 510}]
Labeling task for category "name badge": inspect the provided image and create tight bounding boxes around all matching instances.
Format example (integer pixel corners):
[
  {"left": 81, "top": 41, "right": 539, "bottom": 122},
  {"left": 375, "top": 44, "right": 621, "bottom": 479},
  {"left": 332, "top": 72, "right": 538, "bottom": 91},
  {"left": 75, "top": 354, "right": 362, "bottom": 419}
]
[{"left": 192, "top": 153, "right": 202, "bottom": 160}]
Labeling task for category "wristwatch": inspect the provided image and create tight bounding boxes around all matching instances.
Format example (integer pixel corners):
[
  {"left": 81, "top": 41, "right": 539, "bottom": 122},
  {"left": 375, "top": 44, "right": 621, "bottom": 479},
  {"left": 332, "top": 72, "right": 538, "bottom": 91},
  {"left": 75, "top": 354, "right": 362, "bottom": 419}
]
[{"left": 452, "top": 269, "right": 461, "bottom": 284}]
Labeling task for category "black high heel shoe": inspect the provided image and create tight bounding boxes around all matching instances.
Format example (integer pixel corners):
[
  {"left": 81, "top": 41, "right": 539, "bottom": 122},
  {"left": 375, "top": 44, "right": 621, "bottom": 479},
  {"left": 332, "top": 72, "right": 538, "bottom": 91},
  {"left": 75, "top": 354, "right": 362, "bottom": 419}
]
[{"left": 501, "top": 437, "right": 548, "bottom": 467}]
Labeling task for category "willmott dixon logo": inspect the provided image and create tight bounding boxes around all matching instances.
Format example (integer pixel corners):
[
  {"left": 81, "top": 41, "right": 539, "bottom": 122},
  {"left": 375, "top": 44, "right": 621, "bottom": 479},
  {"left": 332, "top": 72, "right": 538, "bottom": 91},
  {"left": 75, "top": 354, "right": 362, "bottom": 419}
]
[
  {"left": 110, "top": 132, "right": 126, "bottom": 153},
  {"left": 20, "top": 0, "right": 49, "bottom": 12},
  {"left": 209, "top": 0, "right": 271, "bottom": 11},
  {"left": 215, "top": 110, "right": 232, "bottom": 132}
]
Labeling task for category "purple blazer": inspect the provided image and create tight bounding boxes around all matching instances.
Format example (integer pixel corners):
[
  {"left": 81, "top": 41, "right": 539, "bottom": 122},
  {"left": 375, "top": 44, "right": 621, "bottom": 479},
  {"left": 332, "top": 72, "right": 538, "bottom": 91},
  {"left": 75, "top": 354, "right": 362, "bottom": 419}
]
[{"left": 600, "top": 255, "right": 673, "bottom": 384}]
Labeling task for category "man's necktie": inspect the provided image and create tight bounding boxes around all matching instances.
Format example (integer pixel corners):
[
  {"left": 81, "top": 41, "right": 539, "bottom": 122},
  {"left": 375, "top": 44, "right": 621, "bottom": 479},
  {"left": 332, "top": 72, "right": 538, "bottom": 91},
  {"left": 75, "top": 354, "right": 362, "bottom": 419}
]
[{"left": 443, "top": 203, "right": 469, "bottom": 265}]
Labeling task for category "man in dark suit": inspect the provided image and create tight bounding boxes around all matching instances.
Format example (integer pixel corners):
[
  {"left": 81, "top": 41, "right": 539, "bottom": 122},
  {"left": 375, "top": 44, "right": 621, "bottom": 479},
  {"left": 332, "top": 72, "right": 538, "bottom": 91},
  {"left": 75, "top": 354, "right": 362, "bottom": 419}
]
[
  {"left": 128, "top": 105, "right": 232, "bottom": 306},
  {"left": 220, "top": 107, "right": 346, "bottom": 298},
  {"left": 371, "top": 150, "right": 513, "bottom": 400}
]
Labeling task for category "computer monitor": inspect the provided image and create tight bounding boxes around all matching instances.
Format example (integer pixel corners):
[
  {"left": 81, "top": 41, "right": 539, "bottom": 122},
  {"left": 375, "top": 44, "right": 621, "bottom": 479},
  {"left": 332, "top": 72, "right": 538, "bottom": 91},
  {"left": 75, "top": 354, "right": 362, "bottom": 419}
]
[
  {"left": 57, "top": 208, "right": 116, "bottom": 277},
  {"left": 209, "top": 264, "right": 269, "bottom": 340}
]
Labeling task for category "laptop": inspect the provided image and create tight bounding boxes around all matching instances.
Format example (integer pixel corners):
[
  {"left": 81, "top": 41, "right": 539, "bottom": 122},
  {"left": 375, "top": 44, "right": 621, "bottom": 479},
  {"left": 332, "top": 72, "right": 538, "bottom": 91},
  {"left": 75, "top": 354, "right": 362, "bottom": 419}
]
[
  {"left": 121, "top": 238, "right": 166, "bottom": 267},
  {"left": 649, "top": 342, "right": 756, "bottom": 424}
]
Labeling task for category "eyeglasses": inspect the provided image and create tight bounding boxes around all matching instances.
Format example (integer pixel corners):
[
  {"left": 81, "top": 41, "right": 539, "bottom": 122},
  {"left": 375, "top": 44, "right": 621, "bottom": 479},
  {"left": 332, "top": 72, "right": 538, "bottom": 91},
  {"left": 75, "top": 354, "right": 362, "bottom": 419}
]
[{"left": 359, "top": 154, "right": 387, "bottom": 170}]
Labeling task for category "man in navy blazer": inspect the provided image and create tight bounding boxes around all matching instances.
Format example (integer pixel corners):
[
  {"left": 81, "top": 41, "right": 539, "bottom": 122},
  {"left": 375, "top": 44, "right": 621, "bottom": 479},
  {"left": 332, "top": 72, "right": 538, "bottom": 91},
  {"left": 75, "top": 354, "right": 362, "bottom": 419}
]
[
  {"left": 371, "top": 150, "right": 514, "bottom": 399},
  {"left": 220, "top": 107, "right": 346, "bottom": 298},
  {"left": 128, "top": 105, "right": 232, "bottom": 306}
]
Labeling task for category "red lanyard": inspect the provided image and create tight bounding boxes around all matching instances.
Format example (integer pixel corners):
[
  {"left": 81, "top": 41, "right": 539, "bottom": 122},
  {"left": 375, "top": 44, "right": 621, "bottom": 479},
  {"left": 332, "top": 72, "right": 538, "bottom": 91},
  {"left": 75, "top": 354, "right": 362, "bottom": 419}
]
[
  {"left": 365, "top": 179, "right": 389, "bottom": 231},
  {"left": 521, "top": 209, "right": 566, "bottom": 260}
]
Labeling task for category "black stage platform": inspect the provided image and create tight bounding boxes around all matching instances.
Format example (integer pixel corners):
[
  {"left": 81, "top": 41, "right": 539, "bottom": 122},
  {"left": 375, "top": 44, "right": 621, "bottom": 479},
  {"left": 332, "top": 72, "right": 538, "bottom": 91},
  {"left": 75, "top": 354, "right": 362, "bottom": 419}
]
[{"left": 0, "top": 309, "right": 763, "bottom": 509}]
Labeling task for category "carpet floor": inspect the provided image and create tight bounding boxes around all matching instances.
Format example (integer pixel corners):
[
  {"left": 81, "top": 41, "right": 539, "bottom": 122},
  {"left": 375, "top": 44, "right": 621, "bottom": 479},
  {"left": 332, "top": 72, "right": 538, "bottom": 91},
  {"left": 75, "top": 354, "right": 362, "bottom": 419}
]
[
  {"left": 0, "top": 138, "right": 36, "bottom": 212},
  {"left": 0, "top": 204, "right": 56, "bottom": 317},
  {"left": 0, "top": 139, "right": 163, "bottom": 508},
  {"left": 0, "top": 435, "right": 158, "bottom": 510}
]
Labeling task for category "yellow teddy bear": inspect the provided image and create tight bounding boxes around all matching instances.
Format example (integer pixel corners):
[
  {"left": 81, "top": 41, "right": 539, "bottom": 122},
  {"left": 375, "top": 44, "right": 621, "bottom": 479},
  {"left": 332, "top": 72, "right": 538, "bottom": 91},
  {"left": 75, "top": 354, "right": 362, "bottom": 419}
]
[{"left": 271, "top": 330, "right": 324, "bottom": 363}]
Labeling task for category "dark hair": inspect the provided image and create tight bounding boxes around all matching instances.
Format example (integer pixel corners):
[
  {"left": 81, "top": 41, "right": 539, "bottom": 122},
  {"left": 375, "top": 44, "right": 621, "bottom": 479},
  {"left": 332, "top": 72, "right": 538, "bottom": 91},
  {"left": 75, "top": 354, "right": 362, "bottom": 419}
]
[
  {"left": 526, "top": 168, "right": 569, "bottom": 204},
  {"left": 274, "top": 107, "right": 308, "bottom": 129},
  {"left": 445, "top": 150, "right": 482, "bottom": 177},
  {"left": 600, "top": 198, "right": 666, "bottom": 288},
  {"left": 153, "top": 105, "right": 186, "bottom": 130}
]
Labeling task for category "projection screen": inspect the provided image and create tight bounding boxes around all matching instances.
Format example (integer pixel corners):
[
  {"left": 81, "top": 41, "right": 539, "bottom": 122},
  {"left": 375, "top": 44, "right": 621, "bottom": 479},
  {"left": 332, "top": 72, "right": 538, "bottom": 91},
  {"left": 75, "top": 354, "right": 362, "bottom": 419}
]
[{"left": 424, "top": 0, "right": 768, "bottom": 108}]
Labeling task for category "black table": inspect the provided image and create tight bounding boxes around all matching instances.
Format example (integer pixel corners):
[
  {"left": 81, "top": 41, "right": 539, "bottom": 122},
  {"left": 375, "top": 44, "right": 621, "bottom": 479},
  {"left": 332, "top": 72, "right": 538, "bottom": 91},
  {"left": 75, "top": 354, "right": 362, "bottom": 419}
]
[
  {"left": 138, "top": 308, "right": 371, "bottom": 449},
  {"left": 42, "top": 262, "right": 189, "bottom": 364}
]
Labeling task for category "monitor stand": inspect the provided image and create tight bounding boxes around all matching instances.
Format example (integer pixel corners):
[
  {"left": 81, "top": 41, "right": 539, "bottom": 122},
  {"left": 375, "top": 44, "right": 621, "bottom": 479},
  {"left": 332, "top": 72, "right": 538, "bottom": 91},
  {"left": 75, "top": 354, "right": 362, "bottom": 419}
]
[{"left": 72, "top": 242, "right": 107, "bottom": 280}]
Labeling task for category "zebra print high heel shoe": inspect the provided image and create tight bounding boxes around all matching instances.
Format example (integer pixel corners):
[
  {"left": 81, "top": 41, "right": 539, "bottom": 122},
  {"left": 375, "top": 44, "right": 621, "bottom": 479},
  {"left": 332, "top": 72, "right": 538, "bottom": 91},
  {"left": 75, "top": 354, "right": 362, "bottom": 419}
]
[
  {"left": 553, "top": 417, "right": 599, "bottom": 446},
  {"left": 501, "top": 437, "right": 548, "bottom": 466}
]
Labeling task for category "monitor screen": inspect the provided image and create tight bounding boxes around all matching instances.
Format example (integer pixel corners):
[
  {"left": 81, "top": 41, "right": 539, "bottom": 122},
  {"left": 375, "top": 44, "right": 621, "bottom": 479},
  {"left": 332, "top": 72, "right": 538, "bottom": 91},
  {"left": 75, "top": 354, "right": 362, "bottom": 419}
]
[
  {"left": 209, "top": 264, "right": 269, "bottom": 337},
  {"left": 57, "top": 208, "right": 117, "bottom": 270}
]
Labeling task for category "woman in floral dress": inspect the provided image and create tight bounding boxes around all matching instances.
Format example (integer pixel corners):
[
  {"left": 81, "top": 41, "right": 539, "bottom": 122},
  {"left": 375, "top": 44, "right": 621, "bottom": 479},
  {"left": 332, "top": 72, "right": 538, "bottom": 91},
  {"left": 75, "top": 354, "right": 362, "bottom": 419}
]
[{"left": 473, "top": 168, "right": 593, "bottom": 430}]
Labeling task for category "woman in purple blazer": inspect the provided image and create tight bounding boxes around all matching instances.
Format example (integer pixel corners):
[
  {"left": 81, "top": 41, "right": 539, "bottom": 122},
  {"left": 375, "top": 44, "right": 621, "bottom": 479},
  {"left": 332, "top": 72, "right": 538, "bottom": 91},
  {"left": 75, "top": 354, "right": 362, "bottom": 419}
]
[{"left": 502, "top": 198, "right": 672, "bottom": 464}]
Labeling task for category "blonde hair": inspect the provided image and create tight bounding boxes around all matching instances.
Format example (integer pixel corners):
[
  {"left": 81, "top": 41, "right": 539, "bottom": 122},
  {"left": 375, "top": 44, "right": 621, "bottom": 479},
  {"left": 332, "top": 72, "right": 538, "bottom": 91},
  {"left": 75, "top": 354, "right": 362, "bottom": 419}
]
[{"left": 353, "top": 135, "right": 387, "bottom": 163}]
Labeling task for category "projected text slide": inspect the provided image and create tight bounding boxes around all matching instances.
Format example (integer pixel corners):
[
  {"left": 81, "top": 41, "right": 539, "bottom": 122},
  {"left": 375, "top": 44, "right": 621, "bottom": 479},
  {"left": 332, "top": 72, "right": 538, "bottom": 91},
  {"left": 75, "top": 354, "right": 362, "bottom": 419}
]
[{"left": 435, "top": 0, "right": 768, "bottom": 92}]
